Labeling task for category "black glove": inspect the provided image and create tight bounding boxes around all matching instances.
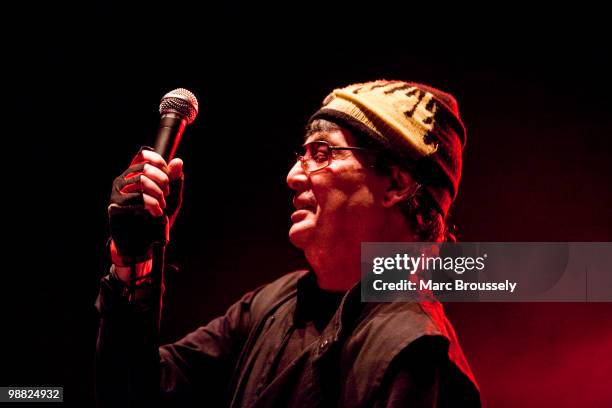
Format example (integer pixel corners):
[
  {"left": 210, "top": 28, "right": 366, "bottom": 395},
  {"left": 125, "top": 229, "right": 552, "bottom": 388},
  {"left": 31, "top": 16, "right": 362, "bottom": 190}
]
[{"left": 108, "top": 148, "right": 184, "bottom": 264}]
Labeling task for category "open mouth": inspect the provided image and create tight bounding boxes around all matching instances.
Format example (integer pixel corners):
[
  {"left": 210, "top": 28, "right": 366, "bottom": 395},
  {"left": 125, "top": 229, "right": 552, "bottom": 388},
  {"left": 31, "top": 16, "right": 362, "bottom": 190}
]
[
  {"left": 291, "top": 200, "right": 316, "bottom": 223},
  {"left": 293, "top": 195, "right": 316, "bottom": 213}
]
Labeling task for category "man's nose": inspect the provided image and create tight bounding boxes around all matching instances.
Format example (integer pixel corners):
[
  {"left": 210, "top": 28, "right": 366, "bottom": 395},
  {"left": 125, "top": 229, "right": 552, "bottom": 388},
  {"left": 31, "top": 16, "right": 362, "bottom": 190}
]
[{"left": 286, "top": 160, "right": 310, "bottom": 192}]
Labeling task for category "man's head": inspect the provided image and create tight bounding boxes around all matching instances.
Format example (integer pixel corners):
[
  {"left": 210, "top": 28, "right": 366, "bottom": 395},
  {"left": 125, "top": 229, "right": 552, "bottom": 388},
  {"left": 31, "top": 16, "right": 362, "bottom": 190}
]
[{"left": 286, "top": 80, "right": 466, "bottom": 289}]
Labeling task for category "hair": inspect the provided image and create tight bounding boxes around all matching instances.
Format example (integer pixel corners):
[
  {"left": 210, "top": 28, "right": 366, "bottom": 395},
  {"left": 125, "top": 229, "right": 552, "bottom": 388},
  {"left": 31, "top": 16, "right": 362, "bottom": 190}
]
[{"left": 305, "top": 119, "right": 457, "bottom": 242}]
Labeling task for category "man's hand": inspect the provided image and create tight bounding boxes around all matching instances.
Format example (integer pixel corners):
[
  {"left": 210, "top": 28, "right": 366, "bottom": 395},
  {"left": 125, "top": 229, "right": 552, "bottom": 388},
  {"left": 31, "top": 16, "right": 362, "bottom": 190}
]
[{"left": 108, "top": 148, "right": 184, "bottom": 281}]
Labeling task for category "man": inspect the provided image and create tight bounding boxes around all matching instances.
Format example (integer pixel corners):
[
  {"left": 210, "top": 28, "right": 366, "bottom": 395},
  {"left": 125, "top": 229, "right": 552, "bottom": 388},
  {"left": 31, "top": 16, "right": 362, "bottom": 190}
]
[{"left": 96, "top": 80, "right": 481, "bottom": 407}]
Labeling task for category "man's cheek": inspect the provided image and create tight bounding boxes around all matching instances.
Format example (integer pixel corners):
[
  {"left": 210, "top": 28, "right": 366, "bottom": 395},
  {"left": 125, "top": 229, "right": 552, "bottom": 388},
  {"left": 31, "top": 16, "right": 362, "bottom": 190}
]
[{"left": 317, "top": 191, "right": 346, "bottom": 215}]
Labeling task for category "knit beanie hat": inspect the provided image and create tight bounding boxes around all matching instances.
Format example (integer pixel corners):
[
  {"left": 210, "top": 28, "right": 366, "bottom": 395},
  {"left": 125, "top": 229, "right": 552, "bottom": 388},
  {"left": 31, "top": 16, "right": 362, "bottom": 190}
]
[{"left": 308, "top": 80, "right": 466, "bottom": 216}]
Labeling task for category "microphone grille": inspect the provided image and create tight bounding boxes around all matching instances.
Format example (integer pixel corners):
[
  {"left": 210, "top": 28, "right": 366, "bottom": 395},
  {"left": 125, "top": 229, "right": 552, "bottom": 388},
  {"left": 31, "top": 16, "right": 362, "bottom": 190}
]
[{"left": 159, "top": 88, "right": 199, "bottom": 124}]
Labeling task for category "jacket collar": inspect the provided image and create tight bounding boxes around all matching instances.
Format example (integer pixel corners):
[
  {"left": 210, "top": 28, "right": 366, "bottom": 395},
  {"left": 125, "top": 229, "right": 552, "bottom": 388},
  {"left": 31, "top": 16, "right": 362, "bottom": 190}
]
[{"left": 292, "top": 271, "right": 364, "bottom": 359}]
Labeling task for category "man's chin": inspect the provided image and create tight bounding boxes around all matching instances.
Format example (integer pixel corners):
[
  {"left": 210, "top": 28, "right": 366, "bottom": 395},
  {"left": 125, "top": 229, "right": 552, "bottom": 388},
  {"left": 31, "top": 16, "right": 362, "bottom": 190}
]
[{"left": 288, "top": 222, "right": 315, "bottom": 249}]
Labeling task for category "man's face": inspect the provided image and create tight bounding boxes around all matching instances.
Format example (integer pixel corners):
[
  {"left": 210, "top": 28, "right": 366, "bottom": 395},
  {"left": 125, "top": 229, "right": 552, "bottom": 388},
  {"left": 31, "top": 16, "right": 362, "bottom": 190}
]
[{"left": 286, "top": 126, "right": 388, "bottom": 252}]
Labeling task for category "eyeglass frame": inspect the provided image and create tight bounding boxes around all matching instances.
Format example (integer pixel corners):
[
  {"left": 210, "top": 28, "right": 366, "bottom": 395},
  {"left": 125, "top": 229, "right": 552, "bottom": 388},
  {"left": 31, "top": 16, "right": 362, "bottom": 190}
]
[{"left": 294, "top": 140, "right": 379, "bottom": 174}]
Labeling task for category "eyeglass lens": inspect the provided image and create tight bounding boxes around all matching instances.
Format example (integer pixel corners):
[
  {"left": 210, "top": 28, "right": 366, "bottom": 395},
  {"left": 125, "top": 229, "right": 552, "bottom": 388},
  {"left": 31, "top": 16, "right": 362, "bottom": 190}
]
[{"left": 300, "top": 141, "right": 331, "bottom": 172}]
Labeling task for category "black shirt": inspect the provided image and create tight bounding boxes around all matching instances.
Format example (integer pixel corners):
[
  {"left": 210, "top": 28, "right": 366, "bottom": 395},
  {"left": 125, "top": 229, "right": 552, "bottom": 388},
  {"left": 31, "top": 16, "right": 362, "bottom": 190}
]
[{"left": 270, "top": 272, "right": 345, "bottom": 377}]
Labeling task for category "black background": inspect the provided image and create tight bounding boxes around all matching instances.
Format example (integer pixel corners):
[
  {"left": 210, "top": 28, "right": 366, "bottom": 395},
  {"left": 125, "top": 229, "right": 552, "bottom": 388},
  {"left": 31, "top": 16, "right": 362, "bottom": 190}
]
[{"left": 4, "top": 2, "right": 612, "bottom": 407}]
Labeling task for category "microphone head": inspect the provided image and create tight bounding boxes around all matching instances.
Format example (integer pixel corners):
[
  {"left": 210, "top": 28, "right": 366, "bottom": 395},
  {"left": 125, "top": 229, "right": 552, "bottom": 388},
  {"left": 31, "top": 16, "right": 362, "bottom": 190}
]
[{"left": 159, "top": 88, "right": 199, "bottom": 124}]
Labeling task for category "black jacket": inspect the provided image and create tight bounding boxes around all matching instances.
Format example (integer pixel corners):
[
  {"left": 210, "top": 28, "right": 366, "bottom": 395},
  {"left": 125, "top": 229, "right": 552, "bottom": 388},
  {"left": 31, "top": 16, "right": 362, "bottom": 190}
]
[{"left": 95, "top": 269, "right": 480, "bottom": 407}]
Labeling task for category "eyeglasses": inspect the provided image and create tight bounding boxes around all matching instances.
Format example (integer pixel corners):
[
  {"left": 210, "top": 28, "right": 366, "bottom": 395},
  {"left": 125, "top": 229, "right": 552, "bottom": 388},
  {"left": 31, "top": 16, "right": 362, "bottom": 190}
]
[{"left": 295, "top": 140, "right": 376, "bottom": 174}]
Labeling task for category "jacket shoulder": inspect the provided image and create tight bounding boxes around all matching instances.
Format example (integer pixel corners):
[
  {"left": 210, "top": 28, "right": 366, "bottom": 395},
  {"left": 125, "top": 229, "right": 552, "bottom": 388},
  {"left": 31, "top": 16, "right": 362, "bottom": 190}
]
[
  {"left": 248, "top": 270, "right": 308, "bottom": 322},
  {"left": 341, "top": 301, "right": 479, "bottom": 405}
]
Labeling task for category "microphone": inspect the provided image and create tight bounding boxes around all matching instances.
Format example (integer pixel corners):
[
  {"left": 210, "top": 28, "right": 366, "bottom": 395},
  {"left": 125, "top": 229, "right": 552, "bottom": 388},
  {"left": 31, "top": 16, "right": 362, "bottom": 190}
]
[
  {"left": 154, "top": 88, "right": 199, "bottom": 161},
  {"left": 149, "top": 88, "right": 198, "bottom": 333}
]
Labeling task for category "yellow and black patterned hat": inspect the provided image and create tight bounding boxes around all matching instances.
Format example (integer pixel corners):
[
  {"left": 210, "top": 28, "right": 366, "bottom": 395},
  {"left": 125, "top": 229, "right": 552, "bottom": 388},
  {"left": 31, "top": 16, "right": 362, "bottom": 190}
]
[{"left": 308, "top": 80, "right": 466, "bottom": 216}]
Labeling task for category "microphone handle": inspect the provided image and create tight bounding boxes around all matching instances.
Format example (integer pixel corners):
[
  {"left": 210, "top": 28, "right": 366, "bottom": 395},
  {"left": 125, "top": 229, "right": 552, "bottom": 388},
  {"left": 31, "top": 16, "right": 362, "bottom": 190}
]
[{"left": 154, "top": 112, "right": 187, "bottom": 161}]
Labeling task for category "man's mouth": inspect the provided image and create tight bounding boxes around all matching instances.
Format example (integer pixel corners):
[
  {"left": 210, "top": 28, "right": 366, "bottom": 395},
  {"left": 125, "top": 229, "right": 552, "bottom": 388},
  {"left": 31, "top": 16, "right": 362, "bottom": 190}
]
[
  {"left": 294, "top": 204, "right": 315, "bottom": 212},
  {"left": 291, "top": 196, "right": 316, "bottom": 223},
  {"left": 290, "top": 209, "right": 310, "bottom": 222},
  {"left": 293, "top": 196, "right": 316, "bottom": 212}
]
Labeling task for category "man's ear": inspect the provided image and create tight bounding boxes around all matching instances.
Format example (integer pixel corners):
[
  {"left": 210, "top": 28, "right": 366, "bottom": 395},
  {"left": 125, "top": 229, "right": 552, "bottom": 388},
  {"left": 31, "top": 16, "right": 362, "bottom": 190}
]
[{"left": 382, "top": 166, "right": 419, "bottom": 208}]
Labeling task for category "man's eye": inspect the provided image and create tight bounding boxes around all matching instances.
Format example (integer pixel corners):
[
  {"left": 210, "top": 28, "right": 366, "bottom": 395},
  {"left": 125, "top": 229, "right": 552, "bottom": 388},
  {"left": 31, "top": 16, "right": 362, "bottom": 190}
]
[{"left": 312, "top": 152, "right": 328, "bottom": 163}]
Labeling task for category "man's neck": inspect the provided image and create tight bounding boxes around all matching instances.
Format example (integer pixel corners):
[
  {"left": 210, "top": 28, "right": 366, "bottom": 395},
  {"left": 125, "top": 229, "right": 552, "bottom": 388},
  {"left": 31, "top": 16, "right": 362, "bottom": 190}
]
[
  {"left": 305, "top": 245, "right": 360, "bottom": 292},
  {"left": 306, "top": 217, "right": 416, "bottom": 291}
]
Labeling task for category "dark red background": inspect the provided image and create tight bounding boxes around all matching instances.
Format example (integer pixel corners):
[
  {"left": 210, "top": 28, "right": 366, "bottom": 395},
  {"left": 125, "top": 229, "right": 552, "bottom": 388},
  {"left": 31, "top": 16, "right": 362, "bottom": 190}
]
[{"left": 4, "top": 2, "right": 612, "bottom": 406}]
